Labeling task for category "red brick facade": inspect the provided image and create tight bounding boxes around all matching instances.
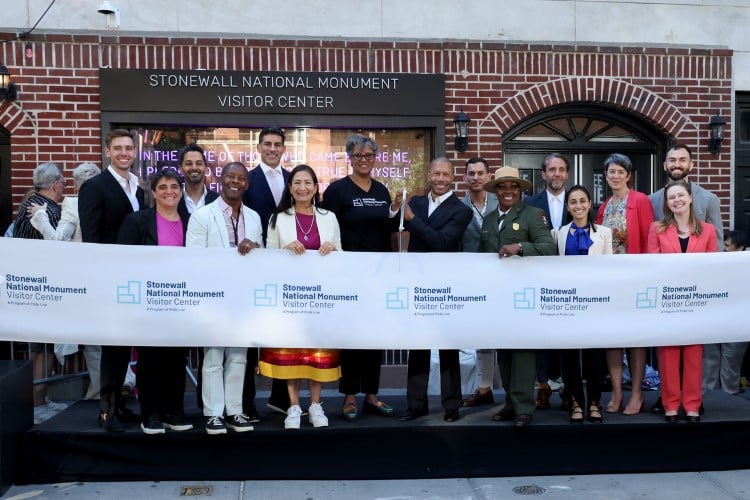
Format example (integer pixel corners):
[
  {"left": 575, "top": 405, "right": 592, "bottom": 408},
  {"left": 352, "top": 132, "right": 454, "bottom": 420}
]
[{"left": 0, "top": 35, "right": 732, "bottom": 217}]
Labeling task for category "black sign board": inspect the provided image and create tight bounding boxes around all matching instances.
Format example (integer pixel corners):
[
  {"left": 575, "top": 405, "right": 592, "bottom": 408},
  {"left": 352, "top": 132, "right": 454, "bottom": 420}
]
[{"left": 100, "top": 69, "right": 445, "bottom": 116}]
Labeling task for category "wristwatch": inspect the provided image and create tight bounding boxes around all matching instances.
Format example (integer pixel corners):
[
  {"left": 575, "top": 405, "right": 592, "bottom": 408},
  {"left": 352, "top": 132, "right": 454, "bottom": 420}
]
[{"left": 517, "top": 242, "right": 523, "bottom": 256}]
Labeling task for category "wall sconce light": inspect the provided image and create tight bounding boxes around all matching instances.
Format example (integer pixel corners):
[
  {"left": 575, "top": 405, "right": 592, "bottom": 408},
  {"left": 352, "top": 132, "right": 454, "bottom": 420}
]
[
  {"left": 453, "top": 109, "right": 470, "bottom": 152},
  {"left": 0, "top": 65, "right": 18, "bottom": 102},
  {"left": 97, "top": 1, "right": 121, "bottom": 29},
  {"left": 708, "top": 111, "right": 726, "bottom": 155}
]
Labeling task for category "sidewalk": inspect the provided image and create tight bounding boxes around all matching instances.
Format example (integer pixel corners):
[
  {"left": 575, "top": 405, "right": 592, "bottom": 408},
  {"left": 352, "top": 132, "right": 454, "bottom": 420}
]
[{"left": 5, "top": 470, "right": 750, "bottom": 499}]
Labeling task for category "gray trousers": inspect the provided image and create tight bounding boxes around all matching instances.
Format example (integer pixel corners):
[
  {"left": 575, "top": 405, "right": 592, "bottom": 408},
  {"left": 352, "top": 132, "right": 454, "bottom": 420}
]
[{"left": 702, "top": 342, "right": 749, "bottom": 394}]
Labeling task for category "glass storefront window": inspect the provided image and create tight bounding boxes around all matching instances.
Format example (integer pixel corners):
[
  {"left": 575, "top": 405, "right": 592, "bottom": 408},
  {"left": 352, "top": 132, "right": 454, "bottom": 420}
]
[{"left": 129, "top": 127, "right": 431, "bottom": 197}]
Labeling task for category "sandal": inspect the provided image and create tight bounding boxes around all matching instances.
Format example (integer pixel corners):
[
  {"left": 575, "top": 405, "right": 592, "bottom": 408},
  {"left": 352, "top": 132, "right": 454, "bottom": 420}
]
[
  {"left": 569, "top": 401, "right": 584, "bottom": 424},
  {"left": 587, "top": 403, "right": 603, "bottom": 423},
  {"left": 342, "top": 400, "right": 358, "bottom": 422}
]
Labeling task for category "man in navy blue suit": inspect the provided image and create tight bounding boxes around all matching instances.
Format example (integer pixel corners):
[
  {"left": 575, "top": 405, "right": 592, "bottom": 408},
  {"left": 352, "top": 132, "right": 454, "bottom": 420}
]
[
  {"left": 524, "top": 153, "right": 570, "bottom": 410},
  {"left": 398, "top": 157, "right": 472, "bottom": 423},
  {"left": 241, "top": 126, "right": 292, "bottom": 419}
]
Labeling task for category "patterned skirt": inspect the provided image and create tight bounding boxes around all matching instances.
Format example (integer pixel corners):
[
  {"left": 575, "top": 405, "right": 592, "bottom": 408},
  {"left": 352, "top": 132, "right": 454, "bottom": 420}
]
[{"left": 259, "top": 348, "right": 341, "bottom": 382}]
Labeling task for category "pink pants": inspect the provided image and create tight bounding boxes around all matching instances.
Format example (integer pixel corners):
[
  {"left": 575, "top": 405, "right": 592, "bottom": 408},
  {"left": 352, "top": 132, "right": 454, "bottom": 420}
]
[{"left": 658, "top": 344, "right": 702, "bottom": 413}]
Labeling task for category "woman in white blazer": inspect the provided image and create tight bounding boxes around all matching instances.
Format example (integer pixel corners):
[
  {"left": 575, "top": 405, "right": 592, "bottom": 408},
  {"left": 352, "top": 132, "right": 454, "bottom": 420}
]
[
  {"left": 555, "top": 185, "right": 612, "bottom": 424},
  {"left": 261, "top": 165, "right": 342, "bottom": 430}
]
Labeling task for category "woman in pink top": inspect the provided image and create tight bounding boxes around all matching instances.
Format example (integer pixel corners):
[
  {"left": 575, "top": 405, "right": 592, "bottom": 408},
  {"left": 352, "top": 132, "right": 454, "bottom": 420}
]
[
  {"left": 117, "top": 169, "right": 192, "bottom": 435},
  {"left": 595, "top": 153, "right": 654, "bottom": 416}
]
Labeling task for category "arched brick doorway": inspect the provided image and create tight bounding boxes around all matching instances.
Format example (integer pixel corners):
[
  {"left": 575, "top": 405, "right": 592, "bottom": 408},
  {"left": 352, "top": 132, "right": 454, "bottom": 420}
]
[{"left": 502, "top": 103, "right": 668, "bottom": 208}]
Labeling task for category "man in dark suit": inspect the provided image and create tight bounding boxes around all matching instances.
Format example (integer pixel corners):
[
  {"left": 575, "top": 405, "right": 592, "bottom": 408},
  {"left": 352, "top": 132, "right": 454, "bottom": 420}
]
[
  {"left": 177, "top": 144, "right": 219, "bottom": 219},
  {"left": 399, "top": 157, "right": 472, "bottom": 423},
  {"left": 241, "top": 126, "right": 292, "bottom": 418},
  {"left": 523, "top": 153, "right": 570, "bottom": 410},
  {"left": 79, "top": 128, "right": 145, "bottom": 432},
  {"left": 480, "top": 166, "right": 557, "bottom": 427}
]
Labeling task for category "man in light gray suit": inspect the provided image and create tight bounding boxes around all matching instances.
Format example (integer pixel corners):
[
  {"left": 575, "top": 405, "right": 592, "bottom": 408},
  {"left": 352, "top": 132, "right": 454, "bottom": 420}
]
[
  {"left": 648, "top": 143, "right": 725, "bottom": 414},
  {"left": 459, "top": 157, "right": 499, "bottom": 407}
]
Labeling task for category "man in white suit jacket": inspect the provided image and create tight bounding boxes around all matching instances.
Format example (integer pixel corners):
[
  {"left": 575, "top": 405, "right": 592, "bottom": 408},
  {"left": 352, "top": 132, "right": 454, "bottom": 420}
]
[{"left": 186, "top": 162, "right": 263, "bottom": 435}]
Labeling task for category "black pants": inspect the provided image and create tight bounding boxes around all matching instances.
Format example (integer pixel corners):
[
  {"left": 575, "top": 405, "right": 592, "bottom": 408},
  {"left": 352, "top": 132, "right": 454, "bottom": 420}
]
[
  {"left": 406, "top": 349, "right": 461, "bottom": 412},
  {"left": 242, "top": 347, "right": 289, "bottom": 412},
  {"left": 137, "top": 346, "right": 188, "bottom": 420},
  {"left": 99, "top": 345, "right": 131, "bottom": 414},
  {"left": 560, "top": 348, "right": 606, "bottom": 408},
  {"left": 339, "top": 349, "right": 382, "bottom": 395}
]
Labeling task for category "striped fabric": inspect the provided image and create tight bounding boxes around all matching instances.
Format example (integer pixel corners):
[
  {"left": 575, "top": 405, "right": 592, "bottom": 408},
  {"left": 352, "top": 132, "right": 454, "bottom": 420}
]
[
  {"left": 259, "top": 348, "right": 340, "bottom": 382},
  {"left": 12, "top": 193, "right": 62, "bottom": 240}
]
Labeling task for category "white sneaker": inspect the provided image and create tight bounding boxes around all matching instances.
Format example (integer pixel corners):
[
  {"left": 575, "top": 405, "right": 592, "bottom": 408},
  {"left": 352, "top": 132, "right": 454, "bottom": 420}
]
[
  {"left": 284, "top": 405, "right": 302, "bottom": 429},
  {"left": 308, "top": 402, "right": 328, "bottom": 428}
]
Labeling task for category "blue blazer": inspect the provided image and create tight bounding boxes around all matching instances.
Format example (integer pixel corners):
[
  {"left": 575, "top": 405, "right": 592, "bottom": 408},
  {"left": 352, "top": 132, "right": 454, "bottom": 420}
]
[
  {"left": 524, "top": 189, "right": 570, "bottom": 230},
  {"left": 406, "top": 193, "right": 472, "bottom": 252},
  {"left": 242, "top": 165, "right": 290, "bottom": 244}
]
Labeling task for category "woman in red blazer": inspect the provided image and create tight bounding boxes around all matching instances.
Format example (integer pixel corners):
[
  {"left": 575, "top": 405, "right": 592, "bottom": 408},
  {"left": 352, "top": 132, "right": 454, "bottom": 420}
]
[
  {"left": 647, "top": 181, "right": 717, "bottom": 423},
  {"left": 595, "top": 153, "right": 654, "bottom": 416}
]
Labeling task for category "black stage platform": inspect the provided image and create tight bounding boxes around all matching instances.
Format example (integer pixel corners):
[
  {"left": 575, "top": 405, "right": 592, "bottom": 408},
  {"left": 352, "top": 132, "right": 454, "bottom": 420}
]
[{"left": 18, "top": 390, "right": 750, "bottom": 484}]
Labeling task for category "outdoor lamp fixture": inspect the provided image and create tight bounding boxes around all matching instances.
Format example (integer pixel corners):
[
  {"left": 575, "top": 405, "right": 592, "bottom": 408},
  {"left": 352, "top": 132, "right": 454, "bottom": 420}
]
[
  {"left": 708, "top": 111, "right": 726, "bottom": 155},
  {"left": 97, "top": 1, "right": 121, "bottom": 29},
  {"left": 453, "top": 109, "right": 470, "bottom": 152},
  {"left": 0, "top": 65, "right": 18, "bottom": 102}
]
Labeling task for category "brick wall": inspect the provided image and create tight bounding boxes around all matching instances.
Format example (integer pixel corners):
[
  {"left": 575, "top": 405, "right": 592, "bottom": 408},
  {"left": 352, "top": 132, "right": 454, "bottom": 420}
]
[{"left": 0, "top": 35, "right": 732, "bottom": 218}]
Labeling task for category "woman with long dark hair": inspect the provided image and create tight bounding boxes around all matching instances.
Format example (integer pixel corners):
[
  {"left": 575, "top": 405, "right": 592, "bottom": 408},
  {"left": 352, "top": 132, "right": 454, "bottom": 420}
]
[
  {"left": 556, "top": 185, "right": 612, "bottom": 423},
  {"left": 260, "top": 164, "right": 342, "bottom": 429}
]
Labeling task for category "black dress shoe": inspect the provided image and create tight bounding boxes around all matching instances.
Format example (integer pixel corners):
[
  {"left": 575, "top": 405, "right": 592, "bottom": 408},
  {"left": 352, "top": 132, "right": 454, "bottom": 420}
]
[
  {"left": 687, "top": 414, "right": 701, "bottom": 423},
  {"left": 444, "top": 408, "right": 460, "bottom": 422},
  {"left": 491, "top": 404, "right": 516, "bottom": 421},
  {"left": 398, "top": 409, "right": 428, "bottom": 421},
  {"left": 99, "top": 412, "right": 125, "bottom": 432},
  {"left": 117, "top": 407, "right": 141, "bottom": 423},
  {"left": 514, "top": 414, "right": 533, "bottom": 428},
  {"left": 665, "top": 413, "right": 679, "bottom": 423},
  {"left": 245, "top": 405, "right": 261, "bottom": 423},
  {"left": 651, "top": 397, "right": 664, "bottom": 414}
]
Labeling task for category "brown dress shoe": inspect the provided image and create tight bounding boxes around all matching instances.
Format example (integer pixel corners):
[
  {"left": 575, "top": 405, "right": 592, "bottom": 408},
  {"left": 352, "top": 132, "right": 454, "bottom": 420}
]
[
  {"left": 461, "top": 389, "right": 494, "bottom": 407},
  {"left": 535, "top": 382, "right": 552, "bottom": 409}
]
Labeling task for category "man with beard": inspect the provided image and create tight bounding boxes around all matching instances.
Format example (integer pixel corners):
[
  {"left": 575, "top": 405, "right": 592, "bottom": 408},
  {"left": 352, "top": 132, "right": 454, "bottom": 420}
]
[
  {"left": 480, "top": 166, "right": 557, "bottom": 428},
  {"left": 524, "top": 153, "right": 571, "bottom": 410},
  {"left": 459, "top": 157, "right": 498, "bottom": 408},
  {"left": 399, "top": 157, "right": 472, "bottom": 423},
  {"left": 177, "top": 144, "right": 218, "bottom": 218},
  {"left": 649, "top": 143, "right": 725, "bottom": 413}
]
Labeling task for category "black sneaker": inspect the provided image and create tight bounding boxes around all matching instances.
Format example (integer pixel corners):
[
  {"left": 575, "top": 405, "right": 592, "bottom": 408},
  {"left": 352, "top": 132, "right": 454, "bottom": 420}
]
[
  {"left": 163, "top": 413, "right": 193, "bottom": 432},
  {"left": 225, "top": 413, "right": 254, "bottom": 432},
  {"left": 141, "top": 415, "right": 165, "bottom": 435},
  {"left": 204, "top": 415, "right": 227, "bottom": 435}
]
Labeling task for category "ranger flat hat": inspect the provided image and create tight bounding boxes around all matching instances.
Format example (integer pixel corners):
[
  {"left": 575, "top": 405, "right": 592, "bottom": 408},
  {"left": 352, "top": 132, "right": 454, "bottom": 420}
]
[{"left": 483, "top": 165, "right": 532, "bottom": 193}]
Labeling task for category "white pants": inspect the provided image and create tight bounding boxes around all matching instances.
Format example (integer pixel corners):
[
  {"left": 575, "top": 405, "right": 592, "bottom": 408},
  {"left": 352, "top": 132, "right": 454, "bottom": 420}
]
[
  {"left": 202, "top": 347, "right": 247, "bottom": 417},
  {"left": 703, "top": 342, "right": 749, "bottom": 394}
]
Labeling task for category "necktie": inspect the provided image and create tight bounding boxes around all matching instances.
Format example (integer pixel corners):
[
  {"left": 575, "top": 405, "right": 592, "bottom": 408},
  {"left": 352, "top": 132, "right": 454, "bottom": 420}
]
[
  {"left": 269, "top": 169, "right": 282, "bottom": 206},
  {"left": 498, "top": 213, "right": 506, "bottom": 231}
]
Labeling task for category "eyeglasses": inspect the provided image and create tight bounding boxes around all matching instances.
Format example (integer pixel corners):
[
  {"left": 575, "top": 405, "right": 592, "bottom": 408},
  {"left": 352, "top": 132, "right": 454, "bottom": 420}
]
[{"left": 351, "top": 153, "right": 376, "bottom": 161}]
